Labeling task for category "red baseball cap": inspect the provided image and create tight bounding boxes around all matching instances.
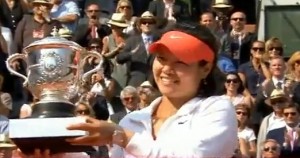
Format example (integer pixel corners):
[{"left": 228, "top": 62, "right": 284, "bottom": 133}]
[{"left": 149, "top": 31, "right": 215, "bottom": 64}]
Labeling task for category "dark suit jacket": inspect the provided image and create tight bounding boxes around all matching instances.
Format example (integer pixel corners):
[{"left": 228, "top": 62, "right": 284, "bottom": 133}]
[
  {"left": 92, "top": 95, "right": 109, "bottom": 120},
  {"left": 110, "top": 110, "right": 127, "bottom": 124},
  {"left": 72, "top": 20, "right": 111, "bottom": 47},
  {"left": 267, "top": 127, "right": 300, "bottom": 158},
  {"left": 116, "top": 34, "right": 160, "bottom": 87},
  {"left": 148, "top": 0, "right": 190, "bottom": 21},
  {"left": 222, "top": 32, "right": 257, "bottom": 66}
]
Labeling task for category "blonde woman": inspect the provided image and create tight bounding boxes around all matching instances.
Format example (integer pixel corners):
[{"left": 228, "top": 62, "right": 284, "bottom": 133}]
[
  {"left": 264, "top": 37, "right": 284, "bottom": 62},
  {"left": 287, "top": 51, "right": 300, "bottom": 82},
  {"left": 115, "top": 0, "right": 137, "bottom": 35}
]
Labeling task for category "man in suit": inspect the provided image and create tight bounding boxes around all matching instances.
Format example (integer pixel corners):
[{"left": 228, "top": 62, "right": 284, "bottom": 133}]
[
  {"left": 72, "top": 3, "right": 111, "bottom": 47},
  {"left": 256, "top": 57, "right": 287, "bottom": 118},
  {"left": 266, "top": 102, "right": 300, "bottom": 157},
  {"left": 116, "top": 11, "right": 160, "bottom": 87},
  {"left": 148, "top": 0, "right": 190, "bottom": 21},
  {"left": 110, "top": 86, "right": 139, "bottom": 124}
]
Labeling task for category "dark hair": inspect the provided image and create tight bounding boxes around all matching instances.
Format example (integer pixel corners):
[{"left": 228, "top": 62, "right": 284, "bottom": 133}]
[
  {"left": 150, "top": 22, "right": 220, "bottom": 97},
  {"left": 283, "top": 102, "right": 300, "bottom": 113},
  {"left": 222, "top": 72, "right": 245, "bottom": 94},
  {"left": 251, "top": 40, "right": 265, "bottom": 48},
  {"left": 200, "top": 11, "right": 217, "bottom": 21}
]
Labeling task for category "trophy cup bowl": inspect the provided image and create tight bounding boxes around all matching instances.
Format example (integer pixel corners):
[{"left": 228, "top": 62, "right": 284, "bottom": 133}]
[{"left": 6, "top": 33, "right": 103, "bottom": 154}]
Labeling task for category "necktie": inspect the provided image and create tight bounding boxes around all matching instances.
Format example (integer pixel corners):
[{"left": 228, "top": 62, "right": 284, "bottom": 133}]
[
  {"left": 289, "top": 129, "right": 296, "bottom": 151},
  {"left": 144, "top": 37, "right": 151, "bottom": 52},
  {"left": 91, "top": 26, "right": 96, "bottom": 38},
  {"left": 276, "top": 82, "right": 282, "bottom": 89}
]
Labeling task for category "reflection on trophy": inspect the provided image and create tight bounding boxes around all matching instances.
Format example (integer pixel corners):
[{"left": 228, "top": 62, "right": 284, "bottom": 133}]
[{"left": 6, "top": 27, "right": 102, "bottom": 154}]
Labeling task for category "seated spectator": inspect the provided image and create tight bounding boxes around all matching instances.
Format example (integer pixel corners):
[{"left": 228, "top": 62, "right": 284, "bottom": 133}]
[
  {"left": 256, "top": 89, "right": 287, "bottom": 158},
  {"left": 109, "top": 86, "right": 139, "bottom": 124},
  {"left": 221, "top": 72, "right": 252, "bottom": 107},
  {"left": 266, "top": 102, "right": 300, "bottom": 157},
  {"left": 115, "top": 0, "right": 138, "bottom": 35},
  {"left": 236, "top": 104, "right": 257, "bottom": 157},
  {"left": 261, "top": 139, "right": 281, "bottom": 158},
  {"left": 137, "top": 81, "right": 159, "bottom": 109},
  {"left": 75, "top": 101, "right": 94, "bottom": 117},
  {"left": 50, "top": 0, "right": 80, "bottom": 33}
]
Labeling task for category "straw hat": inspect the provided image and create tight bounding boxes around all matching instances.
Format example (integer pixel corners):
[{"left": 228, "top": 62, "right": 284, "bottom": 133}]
[
  {"left": 32, "top": 0, "right": 53, "bottom": 7},
  {"left": 140, "top": 11, "right": 156, "bottom": 21},
  {"left": 0, "top": 134, "right": 16, "bottom": 149},
  {"left": 140, "top": 81, "right": 152, "bottom": 88},
  {"left": 107, "top": 13, "right": 128, "bottom": 28},
  {"left": 212, "top": 0, "right": 233, "bottom": 9},
  {"left": 58, "top": 27, "right": 73, "bottom": 38},
  {"left": 265, "top": 89, "right": 289, "bottom": 106}
]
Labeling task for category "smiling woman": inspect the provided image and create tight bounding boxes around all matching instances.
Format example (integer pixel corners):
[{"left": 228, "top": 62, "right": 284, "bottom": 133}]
[{"left": 65, "top": 22, "right": 238, "bottom": 158}]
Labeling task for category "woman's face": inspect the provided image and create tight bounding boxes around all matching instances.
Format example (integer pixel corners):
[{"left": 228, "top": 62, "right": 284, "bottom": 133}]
[
  {"left": 152, "top": 47, "right": 212, "bottom": 100},
  {"left": 33, "top": 4, "right": 50, "bottom": 16},
  {"left": 236, "top": 108, "right": 248, "bottom": 124},
  {"left": 118, "top": 2, "right": 131, "bottom": 17},
  {"left": 262, "top": 141, "right": 280, "bottom": 158},
  {"left": 293, "top": 59, "right": 300, "bottom": 74},
  {"left": 268, "top": 44, "right": 283, "bottom": 59},
  {"left": 75, "top": 104, "right": 90, "bottom": 116},
  {"left": 225, "top": 74, "right": 240, "bottom": 92}
]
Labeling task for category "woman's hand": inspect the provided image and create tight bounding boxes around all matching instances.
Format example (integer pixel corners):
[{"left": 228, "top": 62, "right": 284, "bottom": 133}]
[{"left": 66, "top": 117, "right": 117, "bottom": 146}]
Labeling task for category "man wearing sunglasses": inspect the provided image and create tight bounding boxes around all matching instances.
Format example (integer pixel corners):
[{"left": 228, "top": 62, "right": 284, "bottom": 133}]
[
  {"left": 256, "top": 89, "right": 287, "bottom": 158},
  {"left": 266, "top": 102, "right": 300, "bottom": 157}
]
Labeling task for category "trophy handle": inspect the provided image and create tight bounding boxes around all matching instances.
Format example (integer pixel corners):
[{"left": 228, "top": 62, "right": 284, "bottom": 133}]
[
  {"left": 6, "top": 54, "right": 29, "bottom": 86},
  {"left": 82, "top": 51, "right": 104, "bottom": 82}
]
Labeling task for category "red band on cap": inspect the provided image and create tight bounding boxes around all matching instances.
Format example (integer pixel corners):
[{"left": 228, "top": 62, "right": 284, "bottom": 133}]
[{"left": 149, "top": 31, "right": 215, "bottom": 64}]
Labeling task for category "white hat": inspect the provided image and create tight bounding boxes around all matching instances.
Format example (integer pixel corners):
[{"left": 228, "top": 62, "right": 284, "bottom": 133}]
[
  {"left": 107, "top": 13, "right": 129, "bottom": 28},
  {"left": 32, "top": 0, "right": 53, "bottom": 7},
  {"left": 212, "top": 0, "right": 233, "bottom": 8},
  {"left": 140, "top": 11, "right": 156, "bottom": 21},
  {"left": 265, "top": 89, "right": 288, "bottom": 105},
  {"left": 140, "top": 81, "right": 152, "bottom": 87}
]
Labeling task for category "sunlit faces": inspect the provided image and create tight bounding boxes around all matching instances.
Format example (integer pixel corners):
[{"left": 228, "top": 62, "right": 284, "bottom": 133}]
[
  {"left": 85, "top": 4, "right": 100, "bottom": 20},
  {"left": 152, "top": 47, "right": 212, "bottom": 99},
  {"left": 121, "top": 93, "right": 139, "bottom": 111},
  {"left": 118, "top": 2, "right": 132, "bottom": 16},
  {"left": 200, "top": 13, "right": 215, "bottom": 30},
  {"left": 236, "top": 108, "right": 248, "bottom": 124},
  {"left": 32, "top": 3, "right": 52, "bottom": 15},
  {"left": 225, "top": 74, "right": 240, "bottom": 92},
  {"left": 269, "top": 58, "right": 285, "bottom": 77},
  {"left": 230, "top": 12, "right": 246, "bottom": 31},
  {"left": 139, "top": 19, "right": 155, "bottom": 34},
  {"left": 262, "top": 140, "right": 280, "bottom": 158},
  {"left": 283, "top": 107, "right": 299, "bottom": 126},
  {"left": 251, "top": 42, "right": 265, "bottom": 59}
]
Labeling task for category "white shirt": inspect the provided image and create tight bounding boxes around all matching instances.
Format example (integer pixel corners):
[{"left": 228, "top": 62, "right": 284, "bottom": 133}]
[
  {"left": 1, "top": 27, "right": 13, "bottom": 54},
  {"left": 267, "top": 112, "right": 285, "bottom": 132},
  {"left": 111, "top": 96, "right": 237, "bottom": 158},
  {"left": 90, "top": 78, "right": 111, "bottom": 96},
  {"left": 272, "top": 76, "right": 285, "bottom": 90},
  {"left": 238, "top": 127, "right": 256, "bottom": 142}
]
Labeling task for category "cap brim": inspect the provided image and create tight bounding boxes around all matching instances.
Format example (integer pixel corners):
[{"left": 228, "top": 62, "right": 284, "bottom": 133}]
[
  {"left": 107, "top": 21, "right": 128, "bottom": 28},
  {"left": 212, "top": 4, "right": 233, "bottom": 8},
  {"left": 149, "top": 31, "right": 214, "bottom": 64}
]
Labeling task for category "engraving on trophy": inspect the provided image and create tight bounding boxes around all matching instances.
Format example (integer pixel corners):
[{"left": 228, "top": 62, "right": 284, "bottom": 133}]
[{"left": 39, "top": 51, "right": 64, "bottom": 80}]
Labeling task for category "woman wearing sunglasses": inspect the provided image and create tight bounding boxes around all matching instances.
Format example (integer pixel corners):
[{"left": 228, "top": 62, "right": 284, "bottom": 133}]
[
  {"left": 261, "top": 139, "right": 281, "bottom": 158},
  {"left": 19, "top": 23, "right": 238, "bottom": 157},
  {"left": 221, "top": 72, "right": 252, "bottom": 107}
]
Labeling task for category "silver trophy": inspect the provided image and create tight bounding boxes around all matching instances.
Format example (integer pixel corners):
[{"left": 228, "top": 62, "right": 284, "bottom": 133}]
[{"left": 6, "top": 27, "right": 102, "bottom": 154}]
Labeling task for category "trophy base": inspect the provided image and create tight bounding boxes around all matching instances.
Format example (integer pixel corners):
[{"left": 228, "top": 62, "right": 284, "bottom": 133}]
[
  {"left": 9, "top": 117, "right": 95, "bottom": 155},
  {"left": 31, "top": 102, "right": 75, "bottom": 118}
]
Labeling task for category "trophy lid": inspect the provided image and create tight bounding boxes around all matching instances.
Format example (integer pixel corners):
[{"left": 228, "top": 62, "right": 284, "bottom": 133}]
[{"left": 23, "top": 26, "right": 82, "bottom": 53}]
